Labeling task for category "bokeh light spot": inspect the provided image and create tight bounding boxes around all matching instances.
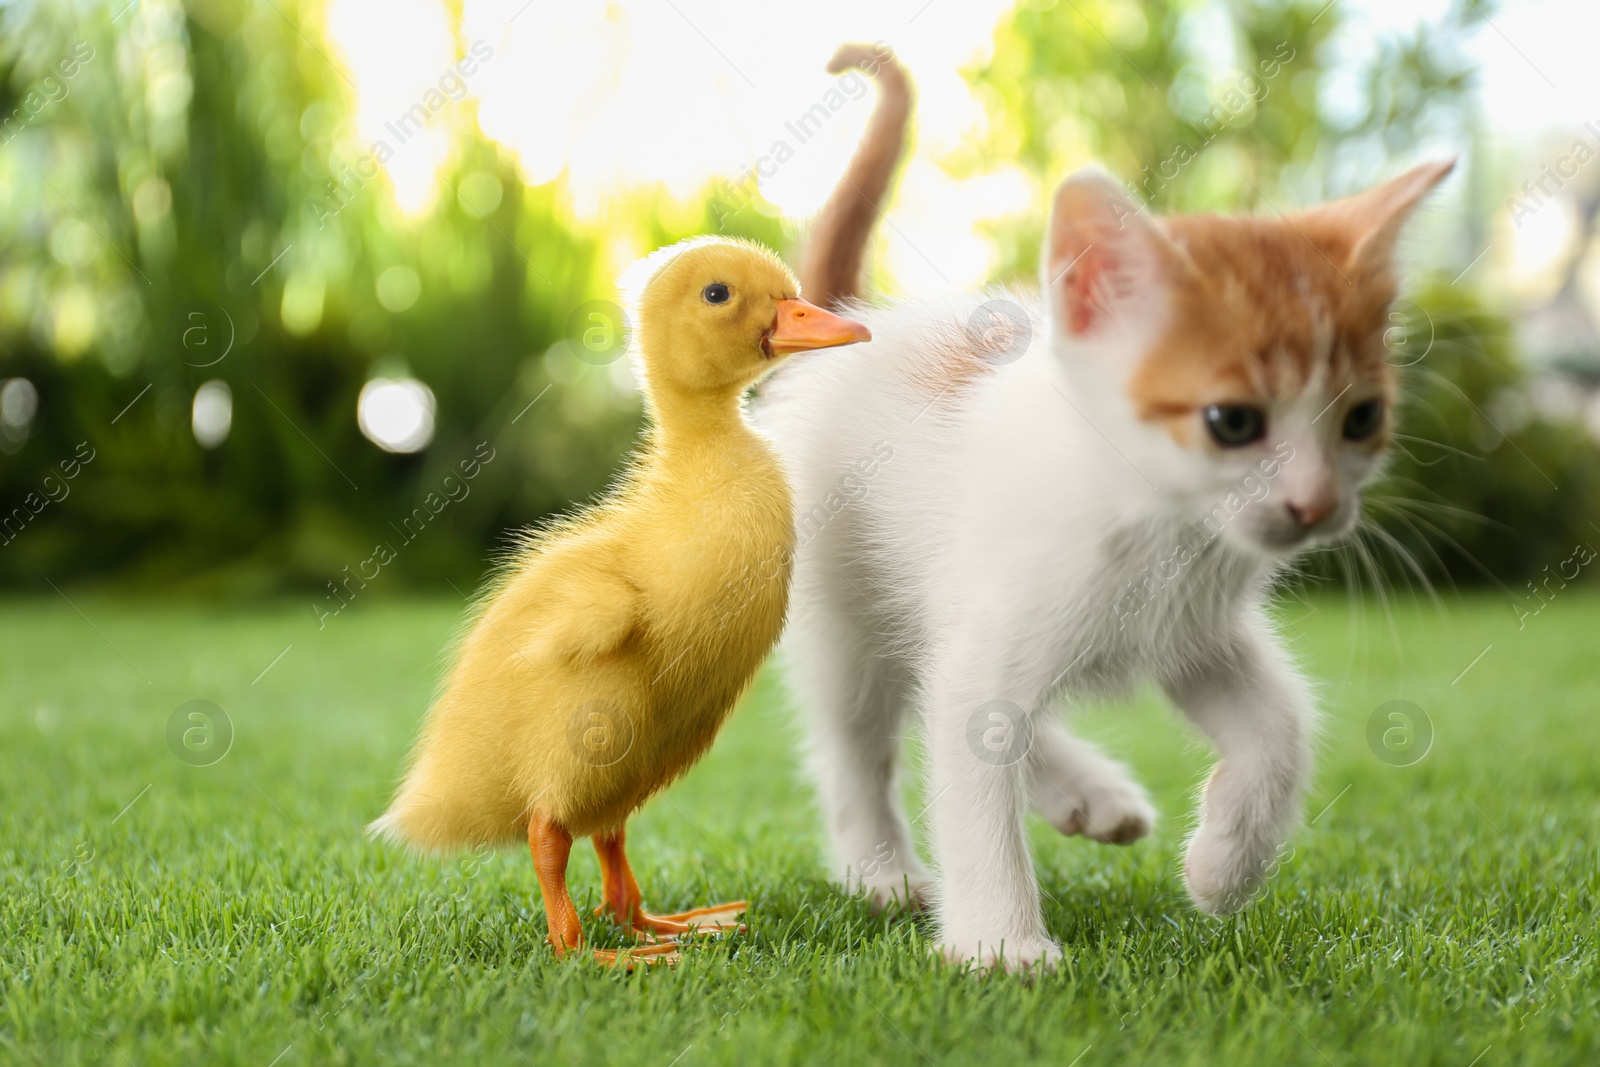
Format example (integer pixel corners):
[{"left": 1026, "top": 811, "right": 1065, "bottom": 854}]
[
  {"left": 191, "top": 380, "right": 232, "bottom": 449},
  {"left": 358, "top": 377, "right": 436, "bottom": 453},
  {"left": 376, "top": 265, "right": 423, "bottom": 312}
]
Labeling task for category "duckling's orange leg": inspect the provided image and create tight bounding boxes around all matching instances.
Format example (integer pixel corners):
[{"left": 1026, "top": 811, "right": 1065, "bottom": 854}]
[
  {"left": 529, "top": 816, "right": 583, "bottom": 957},
  {"left": 594, "top": 828, "right": 646, "bottom": 928},
  {"left": 532, "top": 817, "right": 678, "bottom": 968},
  {"left": 593, "top": 826, "right": 748, "bottom": 939}
]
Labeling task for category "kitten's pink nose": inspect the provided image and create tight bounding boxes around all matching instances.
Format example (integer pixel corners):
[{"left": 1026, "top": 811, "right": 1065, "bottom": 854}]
[{"left": 1285, "top": 499, "right": 1334, "bottom": 528}]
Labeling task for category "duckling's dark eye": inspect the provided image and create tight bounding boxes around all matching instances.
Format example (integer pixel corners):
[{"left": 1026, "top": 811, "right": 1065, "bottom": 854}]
[
  {"left": 702, "top": 282, "right": 730, "bottom": 305},
  {"left": 1343, "top": 398, "right": 1384, "bottom": 441},
  {"left": 1204, "top": 404, "right": 1266, "bottom": 447}
]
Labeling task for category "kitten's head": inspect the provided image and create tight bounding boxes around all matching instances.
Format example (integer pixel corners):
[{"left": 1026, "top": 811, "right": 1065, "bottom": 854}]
[{"left": 1040, "top": 161, "right": 1453, "bottom": 558}]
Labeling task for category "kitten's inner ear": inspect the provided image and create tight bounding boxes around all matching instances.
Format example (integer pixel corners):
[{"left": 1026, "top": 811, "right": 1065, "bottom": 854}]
[
  {"left": 1301, "top": 159, "right": 1456, "bottom": 278},
  {"left": 1043, "top": 168, "right": 1194, "bottom": 338}
]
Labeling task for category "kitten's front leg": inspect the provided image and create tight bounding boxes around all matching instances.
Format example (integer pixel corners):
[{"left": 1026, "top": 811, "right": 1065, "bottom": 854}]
[
  {"left": 926, "top": 678, "right": 1060, "bottom": 971},
  {"left": 1028, "top": 717, "right": 1156, "bottom": 845},
  {"left": 1161, "top": 623, "right": 1314, "bottom": 914}
]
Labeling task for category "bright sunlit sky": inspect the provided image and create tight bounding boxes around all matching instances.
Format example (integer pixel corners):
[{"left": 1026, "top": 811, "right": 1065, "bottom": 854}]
[{"left": 321, "top": 0, "right": 1600, "bottom": 298}]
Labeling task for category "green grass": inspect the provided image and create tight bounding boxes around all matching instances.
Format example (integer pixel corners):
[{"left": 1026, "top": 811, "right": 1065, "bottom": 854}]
[{"left": 1, "top": 592, "right": 1595, "bottom": 1066}]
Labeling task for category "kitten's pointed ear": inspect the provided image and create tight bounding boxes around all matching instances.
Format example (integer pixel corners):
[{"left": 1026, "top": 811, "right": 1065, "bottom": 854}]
[
  {"left": 1042, "top": 168, "right": 1193, "bottom": 337},
  {"left": 1302, "top": 159, "right": 1455, "bottom": 277}
]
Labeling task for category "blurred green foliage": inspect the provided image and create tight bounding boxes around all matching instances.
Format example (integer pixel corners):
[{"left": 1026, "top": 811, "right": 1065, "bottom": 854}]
[
  {"left": 0, "top": 0, "right": 1593, "bottom": 595},
  {"left": 1367, "top": 283, "right": 1600, "bottom": 592},
  {"left": 0, "top": 1, "right": 782, "bottom": 594},
  {"left": 964, "top": 0, "right": 1481, "bottom": 272}
]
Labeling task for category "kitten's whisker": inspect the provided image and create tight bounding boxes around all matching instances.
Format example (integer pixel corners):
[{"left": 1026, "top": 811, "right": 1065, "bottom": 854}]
[
  {"left": 1373, "top": 491, "right": 1507, "bottom": 532},
  {"left": 1391, "top": 432, "right": 1485, "bottom": 463},
  {"left": 1391, "top": 390, "right": 1466, "bottom": 444},
  {"left": 1361, "top": 517, "right": 1444, "bottom": 611},
  {"left": 1375, "top": 505, "right": 1518, "bottom": 598},
  {"left": 1387, "top": 439, "right": 1451, "bottom": 469},
  {"left": 1353, "top": 531, "right": 1403, "bottom": 674},
  {"left": 1337, "top": 542, "right": 1365, "bottom": 679},
  {"left": 1364, "top": 501, "right": 1459, "bottom": 596}
]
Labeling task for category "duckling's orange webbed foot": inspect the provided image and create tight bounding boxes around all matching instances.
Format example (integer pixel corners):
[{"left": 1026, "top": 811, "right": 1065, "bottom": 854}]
[
  {"left": 630, "top": 902, "right": 748, "bottom": 938},
  {"left": 593, "top": 828, "right": 748, "bottom": 943},
  {"left": 593, "top": 941, "right": 683, "bottom": 969},
  {"left": 532, "top": 817, "right": 730, "bottom": 968}
]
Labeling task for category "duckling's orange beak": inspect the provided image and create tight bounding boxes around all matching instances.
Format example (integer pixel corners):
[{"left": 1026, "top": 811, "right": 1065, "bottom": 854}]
[{"left": 764, "top": 299, "right": 871, "bottom": 357}]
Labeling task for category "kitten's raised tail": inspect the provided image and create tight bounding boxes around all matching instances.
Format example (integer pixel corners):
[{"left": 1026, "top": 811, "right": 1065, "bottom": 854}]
[{"left": 798, "top": 43, "right": 913, "bottom": 309}]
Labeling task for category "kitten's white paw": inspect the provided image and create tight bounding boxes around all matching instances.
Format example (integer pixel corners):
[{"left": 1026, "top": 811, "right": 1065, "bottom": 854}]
[
  {"left": 1183, "top": 824, "right": 1272, "bottom": 915},
  {"left": 1037, "top": 773, "right": 1156, "bottom": 845},
  {"left": 938, "top": 935, "right": 1063, "bottom": 973}
]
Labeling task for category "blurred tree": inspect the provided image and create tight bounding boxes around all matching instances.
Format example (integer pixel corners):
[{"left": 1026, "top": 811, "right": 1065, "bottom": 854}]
[
  {"left": 962, "top": 0, "right": 1480, "bottom": 277},
  {"left": 0, "top": 0, "right": 678, "bottom": 594}
]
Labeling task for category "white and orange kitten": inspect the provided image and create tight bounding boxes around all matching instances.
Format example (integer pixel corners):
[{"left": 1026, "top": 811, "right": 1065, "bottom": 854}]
[{"left": 758, "top": 48, "right": 1452, "bottom": 969}]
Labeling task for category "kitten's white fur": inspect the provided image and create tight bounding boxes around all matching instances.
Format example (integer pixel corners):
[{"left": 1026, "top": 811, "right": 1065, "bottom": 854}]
[{"left": 756, "top": 174, "right": 1391, "bottom": 970}]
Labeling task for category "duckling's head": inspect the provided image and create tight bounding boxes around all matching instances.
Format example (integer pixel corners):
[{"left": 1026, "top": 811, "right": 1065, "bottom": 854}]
[{"left": 626, "top": 237, "right": 870, "bottom": 395}]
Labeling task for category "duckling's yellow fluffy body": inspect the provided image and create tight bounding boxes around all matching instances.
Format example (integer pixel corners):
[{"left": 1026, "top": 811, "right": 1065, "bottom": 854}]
[
  {"left": 377, "top": 417, "right": 792, "bottom": 847},
  {"left": 374, "top": 237, "right": 869, "bottom": 964}
]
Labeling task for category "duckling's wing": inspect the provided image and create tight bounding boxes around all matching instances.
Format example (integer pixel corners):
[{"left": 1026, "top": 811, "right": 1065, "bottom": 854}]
[{"left": 525, "top": 568, "right": 642, "bottom": 664}]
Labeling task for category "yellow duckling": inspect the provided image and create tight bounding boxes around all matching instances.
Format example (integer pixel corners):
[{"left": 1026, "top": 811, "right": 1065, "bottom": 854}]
[{"left": 373, "top": 237, "right": 870, "bottom": 965}]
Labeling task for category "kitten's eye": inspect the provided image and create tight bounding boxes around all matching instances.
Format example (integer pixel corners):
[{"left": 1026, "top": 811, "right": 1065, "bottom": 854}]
[
  {"left": 1342, "top": 398, "right": 1384, "bottom": 441},
  {"left": 702, "top": 282, "right": 731, "bottom": 305},
  {"left": 1204, "top": 404, "right": 1266, "bottom": 447}
]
